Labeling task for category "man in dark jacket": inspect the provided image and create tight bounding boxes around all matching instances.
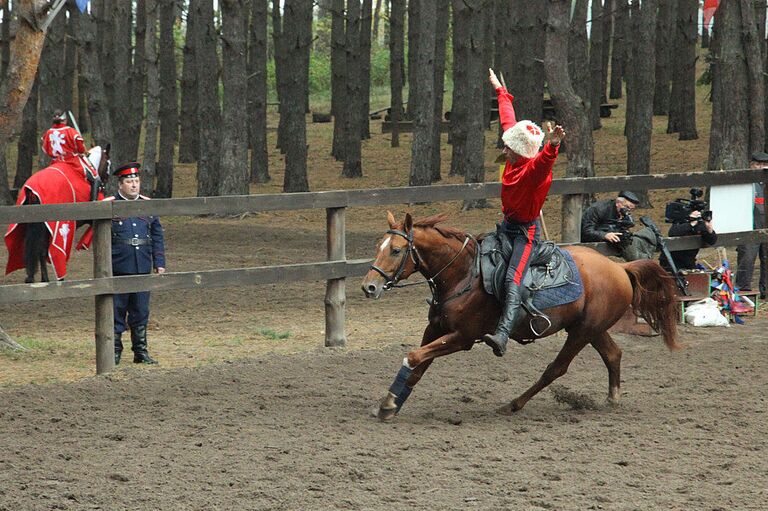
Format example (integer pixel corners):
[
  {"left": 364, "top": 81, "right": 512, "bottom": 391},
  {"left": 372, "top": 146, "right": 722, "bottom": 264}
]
[
  {"left": 660, "top": 210, "right": 717, "bottom": 273},
  {"left": 581, "top": 191, "right": 659, "bottom": 260},
  {"left": 108, "top": 162, "right": 166, "bottom": 365}
]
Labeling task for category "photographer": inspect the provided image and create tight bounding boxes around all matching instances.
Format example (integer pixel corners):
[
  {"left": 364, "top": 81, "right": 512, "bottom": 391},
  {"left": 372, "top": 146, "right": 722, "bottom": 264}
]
[
  {"left": 581, "top": 191, "right": 659, "bottom": 260},
  {"left": 660, "top": 209, "right": 717, "bottom": 273}
]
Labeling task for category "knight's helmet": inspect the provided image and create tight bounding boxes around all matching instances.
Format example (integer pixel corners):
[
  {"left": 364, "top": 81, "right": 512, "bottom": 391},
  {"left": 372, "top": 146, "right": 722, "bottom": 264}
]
[{"left": 52, "top": 109, "right": 67, "bottom": 125}]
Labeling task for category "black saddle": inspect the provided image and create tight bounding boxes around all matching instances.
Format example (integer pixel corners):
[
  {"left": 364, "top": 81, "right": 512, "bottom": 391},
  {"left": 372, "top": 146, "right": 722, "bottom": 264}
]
[{"left": 479, "top": 224, "right": 579, "bottom": 336}]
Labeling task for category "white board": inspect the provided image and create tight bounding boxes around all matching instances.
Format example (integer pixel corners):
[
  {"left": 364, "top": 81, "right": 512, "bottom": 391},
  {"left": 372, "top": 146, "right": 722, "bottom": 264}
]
[{"left": 710, "top": 184, "right": 754, "bottom": 233}]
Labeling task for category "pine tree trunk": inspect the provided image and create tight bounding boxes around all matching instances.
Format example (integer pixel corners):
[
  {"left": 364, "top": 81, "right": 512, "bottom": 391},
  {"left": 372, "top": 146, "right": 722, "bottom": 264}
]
[
  {"left": 272, "top": 0, "right": 286, "bottom": 153},
  {"left": 701, "top": 25, "right": 710, "bottom": 49},
  {"left": 449, "top": 0, "right": 468, "bottom": 177},
  {"left": 143, "top": 0, "right": 160, "bottom": 195},
  {"left": 667, "top": 0, "right": 698, "bottom": 140},
  {"left": 342, "top": 0, "right": 363, "bottom": 178},
  {"left": 609, "top": 0, "right": 628, "bottom": 99},
  {"left": 461, "top": 0, "right": 486, "bottom": 210},
  {"left": 37, "top": 13, "right": 65, "bottom": 167},
  {"left": 63, "top": 2, "right": 77, "bottom": 113},
  {"left": 111, "top": 0, "right": 136, "bottom": 166},
  {"left": 652, "top": 0, "right": 675, "bottom": 116},
  {"left": 218, "top": 0, "right": 249, "bottom": 196},
  {"left": 15, "top": 77, "right": 37, "bottom": 189},
  {"left": 0, "top": 139, "right": 11, "bottom": 204},
  {"left": 281, "top": 0, "right": 312, "bottom": 191},
  {"left": 330, "top": 0, "right": 346, "bottom": 159},
  {"left": 1, "top": 5, "right": 10, "bottom": 80},
  {"left": 156, "top": 0, "right": 178, "bottom": 198},
  {"left": 406, "top": 0, "right": 420, "bottom": 119},
  {"left": 249, "top": 0, "right": 270, "bottom": 183},
  {"left": 430, "top": 0, "right": 449, "bottom": 182},
  {"left": 131, "top": 0, "right": 147, "bottom": 163},
  {"left": 178, "top": 0, "right": 200, "bottom": 163},
  {"left": 389, "top": 0, "right": 405, "bottom": 148},
  {"left": 481, "top": 8, "right": 494, "bottom": 130},
  {"left": 739, "top": 0, "right": 765, "bottom": 155},
  {"left": 409, "top": 0, "right": 437, "bottom": 187},
  {"left": 195, "top": 0, "right": 222, "bottom": 197},
  {"left": 600, "top": 0, "right": 612, "bottom": 104},
  {"left": 568, "top": 0, "right": 590, "bottom": 106},
  {"left": 373, "top": 0, "right": 384, "bottom": 41},
  {"left": 589, "top": 0, "right": 603, "bottom": 129},
  {"left": 78, "top": 8, "right": 114, "bottom": 148},
  {"left": 0, "top": 0, "right": 59, "bottom": 145},
  {"left": 625, "top": 0, "right": 656, "bottom": 207},
  {"left": 546, "top": 0, "right": 594, "bottom": 242},
  {"left": 360, "top": 0, "right": 373, "bottom": 140},
  {"left": 509, "top": 0, "right": 546, "bottom": 123}
]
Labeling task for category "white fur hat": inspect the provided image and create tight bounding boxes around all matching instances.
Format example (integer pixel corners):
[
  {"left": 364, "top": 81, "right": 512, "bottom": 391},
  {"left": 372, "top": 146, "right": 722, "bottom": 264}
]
[{"left": 501, "top": 120, "right": 545, "bottom": 159}]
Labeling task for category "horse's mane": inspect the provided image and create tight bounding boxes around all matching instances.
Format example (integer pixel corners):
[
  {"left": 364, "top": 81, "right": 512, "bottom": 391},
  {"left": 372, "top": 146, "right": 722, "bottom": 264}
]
[{"left": 406, "top": 213, "right": 484, "bottom": 251}]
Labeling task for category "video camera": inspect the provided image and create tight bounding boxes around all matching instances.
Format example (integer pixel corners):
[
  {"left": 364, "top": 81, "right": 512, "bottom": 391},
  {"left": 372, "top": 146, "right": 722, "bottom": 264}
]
[
  {"left": 608, "top": 207, "right": 635, "bottom": 248},
  {"left": 664, "top": 188, "right": 712, "bottom": 224}
]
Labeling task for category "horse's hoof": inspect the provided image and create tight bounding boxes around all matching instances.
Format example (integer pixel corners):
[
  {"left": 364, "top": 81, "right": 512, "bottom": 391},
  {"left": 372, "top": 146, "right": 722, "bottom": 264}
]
[
  {"left": 606, "top": 396, "right": 621, "bottom": 407},
  {"left": 496, "top": 403, "right": 520, "bottom": 416},
  {"left": 24, "top": 277, "right": 34, "bottom": 284},
  {"left": 376, "top": 392, "right": 398, "bottom": 421}
]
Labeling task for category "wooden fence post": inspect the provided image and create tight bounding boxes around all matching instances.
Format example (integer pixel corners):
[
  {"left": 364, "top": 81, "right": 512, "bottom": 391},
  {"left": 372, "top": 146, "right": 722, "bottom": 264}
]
[
  {"left": 325, "top": 207, "right": 346, "bottom": 347},
  {"left": 93, "top": 218, "right": 114, "bottom": 374},
  {"left": 561, "top": 194, "right": 583, "bottom": 243}
]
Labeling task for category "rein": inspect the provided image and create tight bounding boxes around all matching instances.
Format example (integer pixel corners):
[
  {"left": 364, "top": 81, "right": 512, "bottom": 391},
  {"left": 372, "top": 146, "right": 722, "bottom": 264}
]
[{"left": 370, "top": 229, "right": 476, "bottom": 306}]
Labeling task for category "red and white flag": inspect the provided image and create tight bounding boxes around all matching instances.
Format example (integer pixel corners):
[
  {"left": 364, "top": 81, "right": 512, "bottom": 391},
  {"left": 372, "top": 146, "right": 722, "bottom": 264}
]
[{"left": 703, "top": 0, "right": 720, "bottom": 30}]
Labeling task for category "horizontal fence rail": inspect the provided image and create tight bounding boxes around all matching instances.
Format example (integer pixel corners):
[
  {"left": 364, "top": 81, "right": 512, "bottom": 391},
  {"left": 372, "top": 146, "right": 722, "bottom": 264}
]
[
  {"left": 2, "top": 168, "right": 766, "bottom": 223},
  {"left": 2, "top": 169, "right": 767, "bottom": 374},
  {"left": 2, "top": 231, "right": 766, "bottom": 306}
]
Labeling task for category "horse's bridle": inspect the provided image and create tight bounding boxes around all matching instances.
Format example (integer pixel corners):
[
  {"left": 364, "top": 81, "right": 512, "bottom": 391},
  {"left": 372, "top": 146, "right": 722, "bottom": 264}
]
[
  {"left": 370, "top": 228, "right": 473, "bottom": 301},
  {"left": 369, "top": 229, "right": 422, "bottom": 290}
]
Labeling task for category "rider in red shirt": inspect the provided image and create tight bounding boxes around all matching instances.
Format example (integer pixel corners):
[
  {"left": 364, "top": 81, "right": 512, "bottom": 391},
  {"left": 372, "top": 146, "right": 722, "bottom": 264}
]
[
  {"left": 42, "top": 110, "right": 86, "bottom": 162},
  {"left": 483, "top": 68, "right": 566, "bottom": 357},
  {"left": 40, "top": 110, "right": 100, "bottom": 201}
]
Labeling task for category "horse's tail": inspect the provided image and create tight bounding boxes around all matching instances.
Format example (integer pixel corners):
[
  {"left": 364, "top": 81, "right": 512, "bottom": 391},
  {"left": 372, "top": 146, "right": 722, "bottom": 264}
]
[{"left": 622, "top": 259, "right": 682, "bottom": 351}]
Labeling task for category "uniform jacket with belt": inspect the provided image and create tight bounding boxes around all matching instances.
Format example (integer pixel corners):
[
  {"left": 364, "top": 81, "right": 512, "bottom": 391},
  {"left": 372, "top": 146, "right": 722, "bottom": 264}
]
[{"left": 110, "top": 193, "right": 165, "bottom": 276}]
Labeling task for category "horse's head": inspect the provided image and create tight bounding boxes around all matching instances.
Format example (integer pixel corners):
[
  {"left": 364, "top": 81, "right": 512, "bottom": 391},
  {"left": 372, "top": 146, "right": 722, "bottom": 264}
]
[
  {"left": 362, "top": 211, "right": 421, "bottom": 299},
  {"left": 87, "top": 143, "right": 112, "bottom": 183}
]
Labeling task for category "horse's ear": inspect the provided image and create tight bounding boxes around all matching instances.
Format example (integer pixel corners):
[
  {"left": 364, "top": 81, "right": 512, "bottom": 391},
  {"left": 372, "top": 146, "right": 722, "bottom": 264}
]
[
  {"left": 404, "top": 213, "right": 413, "bottom": 234},
  {"left": 387, "top": 210, "right": 396, "bottom": 228},
  {"left": 105, "top": 143, "right": 111, "bottom": 155}
]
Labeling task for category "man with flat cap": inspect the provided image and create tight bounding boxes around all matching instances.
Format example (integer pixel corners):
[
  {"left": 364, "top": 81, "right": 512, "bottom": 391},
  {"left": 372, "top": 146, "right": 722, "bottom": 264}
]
[
  {"left": 108, "top": 162, "right": 166, "bottom": 364},
  {"left": 581, "top": 191, "right": 659, "bottom": 260},
  {"left": 735, "top": 152, "right": 767, "bottom": 299}
]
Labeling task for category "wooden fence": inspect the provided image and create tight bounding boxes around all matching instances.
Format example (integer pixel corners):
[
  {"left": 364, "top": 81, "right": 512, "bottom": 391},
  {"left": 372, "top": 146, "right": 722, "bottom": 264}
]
[{"left": 1, "top": 168, "right": 767, "bottom": 374}]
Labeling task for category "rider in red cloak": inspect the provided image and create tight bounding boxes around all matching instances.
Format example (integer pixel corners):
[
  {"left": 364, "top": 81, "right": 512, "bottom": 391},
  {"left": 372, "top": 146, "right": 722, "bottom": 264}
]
[{"left": 4, "top": 110, "right": 103, "bottom": 280}]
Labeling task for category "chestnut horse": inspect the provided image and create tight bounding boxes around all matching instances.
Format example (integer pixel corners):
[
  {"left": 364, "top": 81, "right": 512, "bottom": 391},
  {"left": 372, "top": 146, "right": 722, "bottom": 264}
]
[{"left": 361, "top": 212, "right": 680, "bottom": 420}]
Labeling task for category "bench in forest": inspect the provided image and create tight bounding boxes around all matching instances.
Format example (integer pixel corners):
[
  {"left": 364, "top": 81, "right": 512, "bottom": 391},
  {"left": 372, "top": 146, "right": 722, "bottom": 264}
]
[{"left": 381, "top": 120, "right": 451, "bottom": 134}]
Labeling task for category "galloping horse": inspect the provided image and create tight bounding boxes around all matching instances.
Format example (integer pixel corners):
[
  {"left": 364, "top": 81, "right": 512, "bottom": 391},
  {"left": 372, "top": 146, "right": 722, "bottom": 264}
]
[
  {"left": 362, "top": 212, "right": 680, "bottom": 420},
  {"left": 4, "top": 145, "right": 111, "bottom": 282}
]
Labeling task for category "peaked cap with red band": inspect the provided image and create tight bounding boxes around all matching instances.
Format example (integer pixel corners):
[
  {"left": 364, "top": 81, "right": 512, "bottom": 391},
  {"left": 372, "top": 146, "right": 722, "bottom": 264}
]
[{"left": 114, "top": 162, "right": 141, "bottom": 178}]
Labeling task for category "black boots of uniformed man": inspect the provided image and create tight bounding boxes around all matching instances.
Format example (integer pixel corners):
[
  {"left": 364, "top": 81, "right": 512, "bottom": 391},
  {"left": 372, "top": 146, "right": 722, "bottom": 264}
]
[
  {"left": 131, "top": 324, "right": 158, "bottom": 364},
  {"left": 482, "top": 283, "right": 524, "bottom": 357},
  {"left": 114, "top": 332, "right": 123, "bottom": 365}
]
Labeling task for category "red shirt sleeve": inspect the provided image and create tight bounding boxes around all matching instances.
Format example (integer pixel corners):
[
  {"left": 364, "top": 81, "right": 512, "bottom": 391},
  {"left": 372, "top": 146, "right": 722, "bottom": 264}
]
[
  {"left": 529, "top": 142, "right": 560, "bottom": 180},
  {"left": 41, "top": 131, "right": 53, "bottom": 158},
  {"left": 496, "top": 86, "right": 517, "bottom": 132},
  {"left": 72, "top": 129, "right": 86, "bottom": 154}
]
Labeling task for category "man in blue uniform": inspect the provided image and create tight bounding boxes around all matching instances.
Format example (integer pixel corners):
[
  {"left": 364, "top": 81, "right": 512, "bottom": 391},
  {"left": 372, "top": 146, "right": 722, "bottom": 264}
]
[{"left": 109, "top": 162, "right": 166, "bottom": 364}]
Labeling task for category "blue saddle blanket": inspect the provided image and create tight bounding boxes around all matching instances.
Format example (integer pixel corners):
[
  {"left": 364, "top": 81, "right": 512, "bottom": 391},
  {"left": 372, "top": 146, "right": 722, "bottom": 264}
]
[
  {"left": 479, "top": 232, "right": 584, "bottom": 312},
  {"left": 527, "top": 249, "right": 584, "bottom": 311}
]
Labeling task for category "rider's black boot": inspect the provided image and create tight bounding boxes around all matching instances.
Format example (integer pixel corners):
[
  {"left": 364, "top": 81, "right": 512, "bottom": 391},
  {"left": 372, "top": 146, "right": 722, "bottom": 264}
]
[
  {"left": 114, "top": 332, "right": 123, "bottom": 365},
  {"left": 483, "top": 284, "right": 524, "bottom": 357},
  {"left": 131, "top": 325, "right": 158, "bottom": 365}
]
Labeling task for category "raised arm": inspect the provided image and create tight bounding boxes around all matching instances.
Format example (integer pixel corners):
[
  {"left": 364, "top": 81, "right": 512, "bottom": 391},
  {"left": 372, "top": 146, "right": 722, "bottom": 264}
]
[{"left": 489, "top": 68, "right": 516, "bottom": 131}]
